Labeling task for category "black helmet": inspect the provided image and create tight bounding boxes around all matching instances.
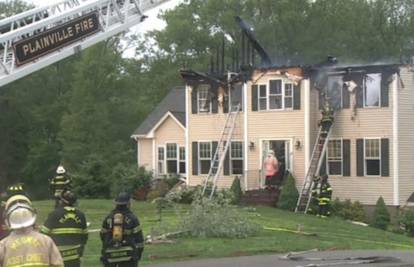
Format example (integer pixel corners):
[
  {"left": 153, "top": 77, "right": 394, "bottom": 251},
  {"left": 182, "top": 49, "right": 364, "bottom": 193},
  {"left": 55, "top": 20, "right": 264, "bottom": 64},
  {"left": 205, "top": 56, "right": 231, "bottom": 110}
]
[
  {"left": 115, "top": 192, "right": 130, "bottom": 205},
  {"left": 60, "top": 190, "right": 77, "bottom": 206}
]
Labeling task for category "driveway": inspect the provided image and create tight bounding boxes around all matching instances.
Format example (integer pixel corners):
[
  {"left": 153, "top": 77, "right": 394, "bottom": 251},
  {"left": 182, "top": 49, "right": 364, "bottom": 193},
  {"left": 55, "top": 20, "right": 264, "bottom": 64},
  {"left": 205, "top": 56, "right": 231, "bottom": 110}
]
[{"left": 146, "top": 250, "right": 414, "bottom": 267}]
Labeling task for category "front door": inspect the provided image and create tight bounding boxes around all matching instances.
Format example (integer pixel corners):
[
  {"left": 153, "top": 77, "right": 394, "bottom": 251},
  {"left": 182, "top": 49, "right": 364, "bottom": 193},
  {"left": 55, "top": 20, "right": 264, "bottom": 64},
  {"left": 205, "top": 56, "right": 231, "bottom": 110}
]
[{"left": 261, "top": 140, "right": 290, "bottom": 187}]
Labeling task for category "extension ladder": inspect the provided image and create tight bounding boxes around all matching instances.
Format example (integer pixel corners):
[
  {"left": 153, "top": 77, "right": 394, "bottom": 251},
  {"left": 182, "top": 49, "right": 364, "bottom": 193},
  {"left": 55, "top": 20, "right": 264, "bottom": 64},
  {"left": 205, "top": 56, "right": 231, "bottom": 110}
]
[
  {"left": 295, "top": 118, "right": 334, "bottom": 213},
  {"left": 202, "top": 103, "right": 241, "bottom": 198},
  {"left": 0, "top": 0, "right": 170, "bottom": 87}
]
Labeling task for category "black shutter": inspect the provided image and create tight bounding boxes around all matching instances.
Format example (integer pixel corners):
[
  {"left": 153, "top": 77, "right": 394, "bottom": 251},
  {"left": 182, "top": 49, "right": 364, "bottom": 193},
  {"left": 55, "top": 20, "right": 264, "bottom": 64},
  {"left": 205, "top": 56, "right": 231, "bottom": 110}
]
[
  {"left": 192, "top": 142, "right": 198, "bottom": 175},
  {"left": 211, "top": 93, "right": 218, "bottom": 114},
  {"left": 319, "top": 154, "right": 327, "bottom": 176},
  {"left": 381, "top": 138, "right": 389, "bottom": 177},
  {"left": 356, "top": 75, "right": 364, "bottom": 108},
  {"left": 356, "top": 139, "right": 364, "bottom": 176},
  {"left": 252, "top": 84, "right": 258, "bottom": 111},
  {"left": 293, "top": 84, "right": 301, "bottom": 110},
  {"left": 191, "top": 88, "right": 198, "bottom": 114},
  {"left": 342, "top": 139, "right": 351, "bottom": 176},
  {"left": 212, "top": 142, "right": 218, "bottom": 159},
  {"left": 342, "top": 84, "right": 350, "bottom": 109},
  {"left": 381, "top": 73, "right": 389, "bottom": 107},
  {"left": 223, "top": 142, "right": 230, "bottom": 176},
  {"left": 223, "top": 94, "right": 229, "bottom": 113}
]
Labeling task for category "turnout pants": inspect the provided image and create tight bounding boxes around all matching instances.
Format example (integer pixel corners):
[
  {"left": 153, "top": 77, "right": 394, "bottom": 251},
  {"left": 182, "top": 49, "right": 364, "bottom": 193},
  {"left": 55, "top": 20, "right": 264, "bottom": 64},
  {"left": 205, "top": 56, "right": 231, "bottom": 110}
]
[
  {"left": 104, "top": 261, "right": 138, "bottom": 267},
  {"left": 64, "top": 259, "right": 81, "bottom": 267}
]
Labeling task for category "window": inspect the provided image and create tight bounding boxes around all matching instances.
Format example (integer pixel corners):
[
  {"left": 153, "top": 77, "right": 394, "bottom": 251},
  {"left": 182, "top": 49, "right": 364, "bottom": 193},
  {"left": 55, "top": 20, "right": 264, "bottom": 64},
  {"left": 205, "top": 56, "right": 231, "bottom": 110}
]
[
  {"left": 364, "top": 73, "right": 381, "bottom": 107},
  {"left": 199, "top": 142, "right": 211, "bottom": 174},
  {"left": 259, "top": 84, "right": 267, "bottom": 110},
  {"left": 365, "top": 139, "right": 380, "bottom": 176},
  {"left": 269, "top": 80, "right": 283, "bottom": 110},
  {"left": 179, "top": 146, "right": 186, "bottom": 174},
  {"left": 327, "top": 76, "right": 343, "bottom": 109},
  {"left": 231, "top": 142, "right": 243, "bottom": 175},
  {"left": 284, "top": 83, "right": 293, "bottom": 109},
  {"left": 166, "top": 143, "right": 177, "bottom": 174},
  {"left": 197, "top": 85, "right": 211, "bottom": 113},
  {"left": 157, "top": 147, "right": 165, "bottom": 174},
  {"left": 327, "top": 140, "right": 342, "bottom": 175}
]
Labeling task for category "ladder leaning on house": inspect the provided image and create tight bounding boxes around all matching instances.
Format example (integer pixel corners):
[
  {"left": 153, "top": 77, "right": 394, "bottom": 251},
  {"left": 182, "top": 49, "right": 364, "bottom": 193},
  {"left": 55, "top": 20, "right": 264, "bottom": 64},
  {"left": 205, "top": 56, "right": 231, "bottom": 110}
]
[
  {"left": 295, "top": 116, "right": 335, "bottom": 213},
  {"left": 202, "top": 103, "right": 241, "bottom": 198}
]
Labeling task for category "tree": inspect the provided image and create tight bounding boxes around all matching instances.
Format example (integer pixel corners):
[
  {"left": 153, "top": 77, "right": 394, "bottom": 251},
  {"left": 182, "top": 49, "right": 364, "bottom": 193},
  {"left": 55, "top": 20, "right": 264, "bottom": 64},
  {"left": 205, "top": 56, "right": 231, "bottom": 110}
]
[
  {"left": 278, "top": 174, "right": 299, "bottom": 211},
  {"left": 371, "top": 196, "right": 391, "bottom": 230}
]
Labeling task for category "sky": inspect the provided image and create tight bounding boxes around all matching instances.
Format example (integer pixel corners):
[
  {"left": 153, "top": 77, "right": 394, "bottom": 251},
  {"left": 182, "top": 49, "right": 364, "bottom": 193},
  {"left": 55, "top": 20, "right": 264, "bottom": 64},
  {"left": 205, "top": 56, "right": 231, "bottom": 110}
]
[{"left": 23, "top": 0, "right": 182, "bottom": 57}]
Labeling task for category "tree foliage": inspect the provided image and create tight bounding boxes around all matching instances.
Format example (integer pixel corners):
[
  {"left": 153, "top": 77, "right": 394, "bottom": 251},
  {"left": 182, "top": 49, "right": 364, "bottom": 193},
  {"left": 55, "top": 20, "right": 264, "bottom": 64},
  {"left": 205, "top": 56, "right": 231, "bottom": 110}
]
[{"left": 371, "top": 196, "right": 391, "bottom": 230}]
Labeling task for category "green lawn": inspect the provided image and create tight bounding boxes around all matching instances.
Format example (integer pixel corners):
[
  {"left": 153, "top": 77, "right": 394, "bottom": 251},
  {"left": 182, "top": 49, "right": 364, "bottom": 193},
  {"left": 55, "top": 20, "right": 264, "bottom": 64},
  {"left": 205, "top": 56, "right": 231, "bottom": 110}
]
[{"left": 34, "top": 199, "right": 414, "bottom": 266}]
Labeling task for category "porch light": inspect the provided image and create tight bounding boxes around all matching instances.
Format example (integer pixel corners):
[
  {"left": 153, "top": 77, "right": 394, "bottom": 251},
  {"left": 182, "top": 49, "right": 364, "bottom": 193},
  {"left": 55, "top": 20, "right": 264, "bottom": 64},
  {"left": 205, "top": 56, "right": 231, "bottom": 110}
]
[
  {"left": 249, "top": 141, "right": 255, "bottom": 150},
  {"left": 295, "top": 140, "right": 302, "bottom": 150}
]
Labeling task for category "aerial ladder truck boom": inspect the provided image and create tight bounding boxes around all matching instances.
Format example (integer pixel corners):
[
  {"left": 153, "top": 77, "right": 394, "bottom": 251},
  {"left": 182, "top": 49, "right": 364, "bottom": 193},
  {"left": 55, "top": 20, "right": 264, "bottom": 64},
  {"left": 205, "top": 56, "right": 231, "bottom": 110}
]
[{"left": 0, "top": 0, "right": 170, "bottom": 87}]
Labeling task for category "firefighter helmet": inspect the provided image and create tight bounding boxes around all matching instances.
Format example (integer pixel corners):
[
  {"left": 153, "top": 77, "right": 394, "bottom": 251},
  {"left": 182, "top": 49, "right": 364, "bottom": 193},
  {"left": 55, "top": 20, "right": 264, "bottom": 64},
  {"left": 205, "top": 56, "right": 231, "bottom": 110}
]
[
  {"left": 6, "top": 183, "right": 25, "bottom": 197},
  {"left": 56, "top": 165, "right": 66, "bottom": 174},
  {"left": 60, "top": 190, "right": 77, "bottom": 206},
  {"left": 114, "top": 192, "right": 130, "bottom": 205},
  {"left": 5, "top": 195, "right": 36, "bottom": 230}
]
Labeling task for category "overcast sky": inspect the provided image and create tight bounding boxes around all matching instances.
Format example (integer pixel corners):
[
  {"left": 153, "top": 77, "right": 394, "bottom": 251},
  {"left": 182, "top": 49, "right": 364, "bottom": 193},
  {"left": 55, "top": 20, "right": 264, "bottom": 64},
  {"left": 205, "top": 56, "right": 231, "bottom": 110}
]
[{"left": 22, "top": 0, "right": 182, "bottom": 57}]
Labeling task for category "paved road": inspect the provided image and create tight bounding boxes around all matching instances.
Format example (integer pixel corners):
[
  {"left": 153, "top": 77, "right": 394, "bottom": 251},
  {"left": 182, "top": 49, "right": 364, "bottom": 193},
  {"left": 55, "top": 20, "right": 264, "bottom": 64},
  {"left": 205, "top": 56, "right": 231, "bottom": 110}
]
[{"left": 146, "top": 250, "right": 414, "bottom": 267}]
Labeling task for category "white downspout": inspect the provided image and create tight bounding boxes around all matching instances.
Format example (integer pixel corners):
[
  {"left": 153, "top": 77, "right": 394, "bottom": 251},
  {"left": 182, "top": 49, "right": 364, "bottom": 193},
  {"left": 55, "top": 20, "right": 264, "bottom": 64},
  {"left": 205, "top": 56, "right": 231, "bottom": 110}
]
[
  {"left": 243, "top": 82, "right": 249, "bottom": 191},
  {"left": 152, "top": 138, "right": 156, "bottom": 174},
  {"left": 185, "top": 85, "right": 190, "bottom": 185},
  {"left": 392, "top": 74, "right": 400, "bottom": 206},
  {"left": 304, "top": 79, "right": 310, "bottom": 173}
]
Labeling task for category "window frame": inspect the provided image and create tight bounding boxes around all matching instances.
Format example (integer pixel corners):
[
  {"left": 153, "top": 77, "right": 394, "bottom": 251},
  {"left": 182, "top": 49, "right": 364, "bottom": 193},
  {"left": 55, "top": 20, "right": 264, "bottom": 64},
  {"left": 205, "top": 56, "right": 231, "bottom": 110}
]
[
  {"left": 363, "top": 73, "right": 382, "bottom": 108},
  {"left": 198, "top": 141, "right": 212, "bottom": 175},
  {"left": 256, "top": 79, "right": 295, "bottom": 111},
  {"left": 197, "top": 85, "right": 212, "bottom": 113},
  {"left": 326, "top": 138, "right": 343, "bottom": 176},
  {"left": 258, "top": 84, "right": 267, "bottom": 111},
  {"left": 284, "top": 82, "right": 294, "bottom": 109},
  {"left": 166, "top": 143, "right": 178, "bottom": 174},
  {"left": 230, "top": 141, "right": 244, "bottom": 175},
  {"left": 157, "top": 146, "right": 165, "bottom": 175},
  {"left": 268, "top": 80, "right": 283, "bottom": 110},
  {"left": 364, "top": 138, "right": 381, "bottom": 177}
]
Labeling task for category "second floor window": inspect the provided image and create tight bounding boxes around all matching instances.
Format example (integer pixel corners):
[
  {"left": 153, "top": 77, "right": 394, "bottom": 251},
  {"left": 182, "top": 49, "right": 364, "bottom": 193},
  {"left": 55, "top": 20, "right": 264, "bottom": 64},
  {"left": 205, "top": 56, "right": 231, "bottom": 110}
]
[
  {"left": 197, "top": 85, "right": 211, "bottom": 113},
  {"left": 364, "top": 73, "right": 381, "bottom": 107},
  {"left": 257, "top": 80, "right": 295, "bottom": 111}
]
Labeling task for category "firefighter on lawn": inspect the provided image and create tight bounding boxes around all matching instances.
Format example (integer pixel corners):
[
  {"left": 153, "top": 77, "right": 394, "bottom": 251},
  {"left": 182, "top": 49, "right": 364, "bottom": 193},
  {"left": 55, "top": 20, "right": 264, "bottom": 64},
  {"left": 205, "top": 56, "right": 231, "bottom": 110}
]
[
  {"left": 41, "top": 190, "right": 88, "bottom": 267},
  {"left": 317, "top": 174, "right": 333, "bottom": 218},
  {"left": 0, "top": 194, "right": 64, "bottom": 266},
  {"left": 50, "top": 165, "right": 72, "bottom": 207},
  {"left": 100, "top": 192, "right": 144, "bottom": 267}
]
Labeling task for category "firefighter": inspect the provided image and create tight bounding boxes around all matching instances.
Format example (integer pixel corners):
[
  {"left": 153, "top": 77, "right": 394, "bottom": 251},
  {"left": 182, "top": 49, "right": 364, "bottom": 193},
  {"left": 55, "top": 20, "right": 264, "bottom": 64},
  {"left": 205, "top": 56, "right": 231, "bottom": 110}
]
[
  {"left": 317, "top": 174, "right": 333, "bottom": 218},
  {"left": 0, "top": 183, "right": 27, "bottom": 240},
  {"left": 40, "top": 190, "right": 88, "bottom": 267},
  {"left": 0, "top": 194, "right": 64, "bottom": 266},
  {"left": 100, "top": 192, "right": 144, "bottom": 267},
  {"left": 50, "top": 165, "right": 72, "bottom": 207},
  {"left": 318, "top": 101, "right": 334, "bottom": 136},
  {"left": 307, "top": 176, "right": 320, "bottom": 215}
]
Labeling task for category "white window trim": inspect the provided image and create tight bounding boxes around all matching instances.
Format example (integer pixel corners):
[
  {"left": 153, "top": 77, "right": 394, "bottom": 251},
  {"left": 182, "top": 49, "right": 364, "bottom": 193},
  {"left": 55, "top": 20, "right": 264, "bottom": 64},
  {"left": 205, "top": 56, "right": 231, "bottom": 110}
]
[
  {"left": 363, "top": 73, "right": 382, "bottom": 108},
  {"left": 230, "top": 141, "right": 243, "bottom": 175},
  {"left": 166, "top": 143, "right": 179, "bottom": 174},
  {"left": 256, "top": 79, "right": 296, "bottom": 111},
  {"left": 326, "top": 138, "right": 343, "bottom": 176},
  {"left": 284, "top": 82, "right": 294, "bottom": 110},
  {"left": 364, "top": 137, "right": 381, "bottom": 177},
  {"left": 197, "top": 85, "right": 212, "bottom": 113},
  {"left": 157, "top": 145, "right": 166, "bottom": 175},
  {"left": 198, "top": 141, "right": 212, "bottom": 175}
]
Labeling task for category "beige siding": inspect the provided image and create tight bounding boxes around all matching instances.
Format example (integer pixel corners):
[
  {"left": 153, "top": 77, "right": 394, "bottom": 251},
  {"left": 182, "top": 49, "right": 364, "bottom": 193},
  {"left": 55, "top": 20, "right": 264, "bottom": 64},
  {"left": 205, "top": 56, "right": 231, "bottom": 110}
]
[
  {"left": 326, "top": 81, "right": 394, "bottom": 205},
  {"left": 246, "top": 70, "right": 306, "bottom": 190},
  {"left": 138, "top": 138, "right": 153, "bottom": 171},
  {"left": 187, "top": 86, "right": 244, "bottom": 188},
  {"left": 154, "top": 115, "right": 185, "bottom": 146},
  {"left": 398, "top": 67, "right": 414, "bottom": 205}
]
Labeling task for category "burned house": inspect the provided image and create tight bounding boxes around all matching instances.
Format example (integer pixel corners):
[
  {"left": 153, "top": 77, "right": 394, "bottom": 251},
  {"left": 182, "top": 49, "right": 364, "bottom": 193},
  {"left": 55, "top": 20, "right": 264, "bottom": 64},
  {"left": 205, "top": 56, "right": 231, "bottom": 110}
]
[{"left": 131, "top": 17, "right": 414, "bottom": 209}]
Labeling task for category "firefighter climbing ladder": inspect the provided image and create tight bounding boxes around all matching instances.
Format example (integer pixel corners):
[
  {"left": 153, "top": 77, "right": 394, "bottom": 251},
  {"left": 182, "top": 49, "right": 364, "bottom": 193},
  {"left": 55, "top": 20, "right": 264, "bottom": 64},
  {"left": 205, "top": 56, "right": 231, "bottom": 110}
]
[
  {"left": 0, "top": 0, "right": 170, "bottom": 87},
  {"left": 202, "top": 103, "right": 241, "bottom": 198},
  {"left": 295, "top": 119, "right": 334, "bottom": 213}
]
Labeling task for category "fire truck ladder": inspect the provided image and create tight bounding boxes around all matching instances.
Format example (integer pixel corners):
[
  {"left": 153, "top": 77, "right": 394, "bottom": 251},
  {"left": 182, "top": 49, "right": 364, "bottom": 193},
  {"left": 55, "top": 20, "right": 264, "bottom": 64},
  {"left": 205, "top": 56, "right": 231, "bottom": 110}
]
[
  {"left": 295, "top": 118, "right": 334, "bottom": 213},
  {"left": 202, "top": 103, "right": 241, "bottom": 198},
  {"left": 0, "top": 0, "right": 170, "bottom": 87}
]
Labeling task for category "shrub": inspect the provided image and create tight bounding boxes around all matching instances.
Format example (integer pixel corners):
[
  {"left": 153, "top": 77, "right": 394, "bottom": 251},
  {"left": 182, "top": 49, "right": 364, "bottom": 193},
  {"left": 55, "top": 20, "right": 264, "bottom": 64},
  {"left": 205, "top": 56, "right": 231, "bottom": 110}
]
[
  {"left": 331, "top": 198, "right": 344, "bottom": 216},
  {"left": 230, "top": 176, "right": 243, "bottom": 205},
  {"left": 277, "top": 173, "right": 299, "bottom": 211},
  {"left": 399, "top": 208, "right": 414, "bottom": 236},
  {"left": 350, "top": 201, "right": 366, "bottom": 222},
  {"left": 181, "top": 194, "right": 260, "bottom": 238},
  {"left": 109, "top": 164, "right": 152, "bottom": 198},
  {"left": 331, "top": 199, "right": 366, "bottom": 222},
  {"left": 168, "top": 186, "right": 198, "bottom": 204},
  {"left": 371, "top": 196, "right": 390, "bottom": 230},
  {"left": 164, "top": 174, "right": 182, "bottom": 189}
]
